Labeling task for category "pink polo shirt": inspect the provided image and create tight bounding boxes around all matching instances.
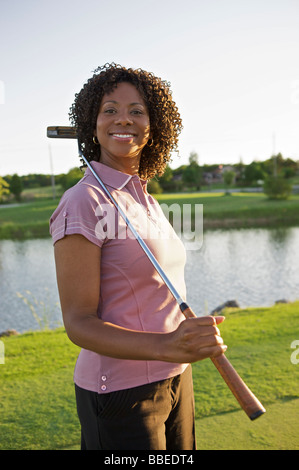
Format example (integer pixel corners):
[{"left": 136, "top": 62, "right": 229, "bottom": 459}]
[{"left": 50, "top": 161, "right": 188, "bottom": 394}]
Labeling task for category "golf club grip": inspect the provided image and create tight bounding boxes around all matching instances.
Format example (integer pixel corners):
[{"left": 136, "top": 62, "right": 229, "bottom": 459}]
[{"left": 182, "top": 306, "right": 266, "bottom": 420}]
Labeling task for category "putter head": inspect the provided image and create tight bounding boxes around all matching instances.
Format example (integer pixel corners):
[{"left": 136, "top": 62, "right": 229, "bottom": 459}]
[{"left": 47, "top": 126, "right": 77, "bottom": 139}]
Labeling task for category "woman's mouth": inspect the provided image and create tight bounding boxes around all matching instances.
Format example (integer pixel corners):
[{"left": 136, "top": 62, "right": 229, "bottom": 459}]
[{"left": 110, "top": 133, "right": 135, "bottom": 141}]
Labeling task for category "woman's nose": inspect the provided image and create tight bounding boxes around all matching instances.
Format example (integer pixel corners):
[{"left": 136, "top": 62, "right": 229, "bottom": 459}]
[{"left": 115, "top": 111, "right": 133, "bottom": 126}]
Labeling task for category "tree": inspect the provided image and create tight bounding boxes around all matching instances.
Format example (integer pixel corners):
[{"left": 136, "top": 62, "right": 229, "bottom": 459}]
[
  {"left": 0, "top": 176, "right": 10, "bottom": 202},
  {"left": 10, "top": 174, "right": 23, "bottom": 201},
  {"left": 188, "top": 151, "right": 199, "bottom": 165},
  {"left": 156, "top": 164, "right": 174, "bottom": 192},
  {"left": 158, "top": 164, "right": 173, "bottom": 184},
  {"left": 223, "top": 170, "right": 236, "bottom": 194},
  {"left": 61, "top": 167, "right": 84, "bottom": 190},
  {"left": 263, "top": 176, "right": 292, "bottom": 200},
  {"left": 244, "top": 161, "right": 266, "bottom": 185},
  {"left": 147, "top": 179, "right": 162, "bottom": 194},
  {"left": 182, "top": 152, "right": 202, "bottom": 190}
]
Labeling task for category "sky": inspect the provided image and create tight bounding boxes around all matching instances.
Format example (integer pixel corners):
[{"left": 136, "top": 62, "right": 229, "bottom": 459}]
[{"left": 0, "top": 0, "right": 298, "bottom": 176}]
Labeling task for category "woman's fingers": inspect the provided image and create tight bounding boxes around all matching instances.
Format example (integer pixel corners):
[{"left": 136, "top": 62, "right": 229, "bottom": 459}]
[
  {"left": 169, "top": 315, "right": 227, "bottom": 363},
  {"left": 198, "top": 343, "right": 228, "bottom": 359}
]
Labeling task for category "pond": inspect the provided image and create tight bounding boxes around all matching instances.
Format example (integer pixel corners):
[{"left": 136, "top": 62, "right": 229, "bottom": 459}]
[{"left": 1, "top": 226, "right": 299, "bottom": 333}]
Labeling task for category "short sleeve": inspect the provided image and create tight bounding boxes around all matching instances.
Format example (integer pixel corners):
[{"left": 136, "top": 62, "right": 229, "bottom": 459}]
[{"left": 49, "top": 182, "right": 109, "bottom": 248}]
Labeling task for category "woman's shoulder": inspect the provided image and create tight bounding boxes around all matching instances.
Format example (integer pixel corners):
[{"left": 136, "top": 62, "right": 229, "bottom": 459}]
[
  {"left": 61, "top": 173, "right": 111, "bottom": 207},
  {"left": 50, "top": 175, "right": 110, "bottom": 246}
]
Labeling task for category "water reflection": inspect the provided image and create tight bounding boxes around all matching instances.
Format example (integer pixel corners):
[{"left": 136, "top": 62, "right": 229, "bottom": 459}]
[
  {"left": 0, "top": 226, "right": 299, "bottom": 332},
  {"left": 0, "top": 239, "right": 61, "bottom": 332},
  {"left": 184, "top": 226, "right": 299, "bottom": 315}
]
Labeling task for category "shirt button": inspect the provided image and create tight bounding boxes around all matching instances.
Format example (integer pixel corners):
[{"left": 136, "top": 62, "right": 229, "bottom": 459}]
[
  {"left": 63, "top": 211, "right": 67, "bottom": 217},
  {"left": 101, "top": 375, "right": 107, "bottom": 381},
  {"left": 101, "top": 385, "right": 107, "bottom": 391}
]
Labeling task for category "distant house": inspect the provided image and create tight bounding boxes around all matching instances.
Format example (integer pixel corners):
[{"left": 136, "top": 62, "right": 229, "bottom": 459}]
[{"left": 203, "top": 165, "right": 223, "bottom": 185}]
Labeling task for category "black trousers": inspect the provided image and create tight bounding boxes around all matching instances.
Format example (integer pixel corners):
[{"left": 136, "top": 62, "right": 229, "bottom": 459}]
[{"left": 75, "top": 365, "right": 196, "bottom": 450}]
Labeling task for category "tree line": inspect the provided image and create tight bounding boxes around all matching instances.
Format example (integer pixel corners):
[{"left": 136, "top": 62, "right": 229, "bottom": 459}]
[
  {"left": 1, "top": 152, "right": 298, "bottom": 203},
  {"left": 0, "top": 170, "right": 82, "bottom": 202},
  {"left": 147, "top": 152, "right": 298, "bottom": 199}
]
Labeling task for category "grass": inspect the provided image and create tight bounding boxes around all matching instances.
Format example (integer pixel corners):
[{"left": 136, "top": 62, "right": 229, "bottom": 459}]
[
  {"left": 192, "top": 301, "right": 299, "bottom": 450},
  {"left": 0, "top": 301, "right": 298, "bottom": 450},
  {"left": 156, "top": 192, "right": 299, "bottom": 228},
  {"left": 196, "top": 398, "right": 299, "bottom": 450},
  {"left": 1, "top": 188, "right": 299, "bottom": 239},
  {"left": 0, "top": 198, "right": 60, "bottom": 239},
  {"left": 0, "top": 328, "right": 80, "bottom": 450},
  {"left": 21, "top": 184, "right": 64, "bottom": 201},
  {"left": 192, "top": 302, "right": 299, "bottom": 416}
]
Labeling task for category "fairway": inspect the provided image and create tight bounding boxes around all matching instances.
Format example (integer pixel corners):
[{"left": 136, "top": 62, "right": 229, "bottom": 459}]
[
  {"left": 0, "top": 301, "right": 298, "bottom": 450},
  {"left": 156, "top": 191, "right": 299, "bottom": 228},
  {"left": 1, "top": 191, "right": 299, "bottom": 239},
  {"left": 196, "top": 398, "right": 299, "bottom": 450}
]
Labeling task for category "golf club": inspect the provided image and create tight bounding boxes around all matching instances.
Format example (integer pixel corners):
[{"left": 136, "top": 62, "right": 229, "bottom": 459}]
[{"left": 47, "top": 125, "right": 266, "bottom": 420}]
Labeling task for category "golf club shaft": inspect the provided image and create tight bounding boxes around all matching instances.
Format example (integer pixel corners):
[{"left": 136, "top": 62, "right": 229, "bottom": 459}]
[
  {"left": 47, "top": 126, "right": 266, "bottom": 420},
  {"left": 79, "top": 146, "right": 185, "bottom": 307}
]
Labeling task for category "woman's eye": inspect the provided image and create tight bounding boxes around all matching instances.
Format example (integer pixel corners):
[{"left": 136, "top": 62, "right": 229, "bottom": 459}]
[{"left": 102, "top": 108, "right": 144, "bottom": 115}]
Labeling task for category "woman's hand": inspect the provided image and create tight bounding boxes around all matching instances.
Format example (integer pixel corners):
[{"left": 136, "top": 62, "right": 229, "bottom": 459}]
[{"left": 161, "top": 315, "right": 227, "bottom": 364}]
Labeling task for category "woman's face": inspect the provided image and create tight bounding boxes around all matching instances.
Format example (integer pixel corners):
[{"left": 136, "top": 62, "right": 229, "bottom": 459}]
[{"left": 94, "top": 82, "right": 151, "bottom": 173}]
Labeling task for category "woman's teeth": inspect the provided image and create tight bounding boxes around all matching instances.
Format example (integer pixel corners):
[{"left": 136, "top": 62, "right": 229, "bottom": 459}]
[{"left": 112, "top": 134, "right": 134, "bottom": 138}]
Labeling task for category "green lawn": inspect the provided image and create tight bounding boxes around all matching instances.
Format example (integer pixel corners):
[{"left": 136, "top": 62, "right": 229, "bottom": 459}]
[
  {"left": 1, "top": 189, "right": 299, "bottom": 239},
  {"left": 196, "top": 398, "right": 299, "bottom": 450},
  {"left": 156, "top": 192, "right": 299, "bottom": 228},
  {"left": 1, "top": 301, "right": 298, "bottom": 450},
  {"left": 0, "top": 198, "right": 60, "bottom": 238}
]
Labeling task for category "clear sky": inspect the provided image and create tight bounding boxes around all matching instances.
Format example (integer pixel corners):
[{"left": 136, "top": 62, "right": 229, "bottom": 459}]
[{"left": 0, "top": 0, "right": 298, "bottom": 176}]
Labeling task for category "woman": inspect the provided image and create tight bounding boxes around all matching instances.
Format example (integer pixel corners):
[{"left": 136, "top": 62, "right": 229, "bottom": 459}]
[{"left": 50, "top": 63, "right": 226, "bottom": 450}]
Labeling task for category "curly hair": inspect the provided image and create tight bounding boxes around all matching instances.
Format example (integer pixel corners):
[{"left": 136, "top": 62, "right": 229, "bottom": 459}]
[{"left": 69, "top": 63, "right": 183, "bottom": 180}]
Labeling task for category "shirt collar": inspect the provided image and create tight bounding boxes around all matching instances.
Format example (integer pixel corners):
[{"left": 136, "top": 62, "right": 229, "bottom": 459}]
[{"left": 84, "top": 161, "right": 147, "bottom": 191}]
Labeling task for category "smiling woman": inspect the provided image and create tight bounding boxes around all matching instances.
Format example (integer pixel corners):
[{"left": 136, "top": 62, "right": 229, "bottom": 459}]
[
  {"left": 50, "top": 63, "right": 227, "bottom": 451},
  {"left": 94, "top": 82, "right": 151, "bottom": 175},
  {"left": 69, "top": 63, "right": 183, "bottom": 180}
]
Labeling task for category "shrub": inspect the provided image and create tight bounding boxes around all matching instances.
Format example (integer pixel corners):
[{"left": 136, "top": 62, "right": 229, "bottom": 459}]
[
  {"left": 147, "top": 179, "right": 163, "bottom": 194},
  {"left": 263, "top": 176, "right": 292, "bottom": 200}
]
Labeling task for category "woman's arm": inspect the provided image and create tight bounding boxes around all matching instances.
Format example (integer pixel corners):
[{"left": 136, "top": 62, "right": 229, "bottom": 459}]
[{"left": 54, "top": 234, "right": 227, "bottom": 363}]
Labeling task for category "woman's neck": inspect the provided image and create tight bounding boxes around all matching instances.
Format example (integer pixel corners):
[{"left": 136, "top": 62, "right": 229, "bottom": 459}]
[{"left": 99, "top": 153, "right": 140, "bottom": 176}]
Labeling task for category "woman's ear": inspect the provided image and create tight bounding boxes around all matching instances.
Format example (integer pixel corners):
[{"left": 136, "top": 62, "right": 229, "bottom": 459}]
[{"left": 147, "top": 136, "right": 154, "bottom": 147}]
